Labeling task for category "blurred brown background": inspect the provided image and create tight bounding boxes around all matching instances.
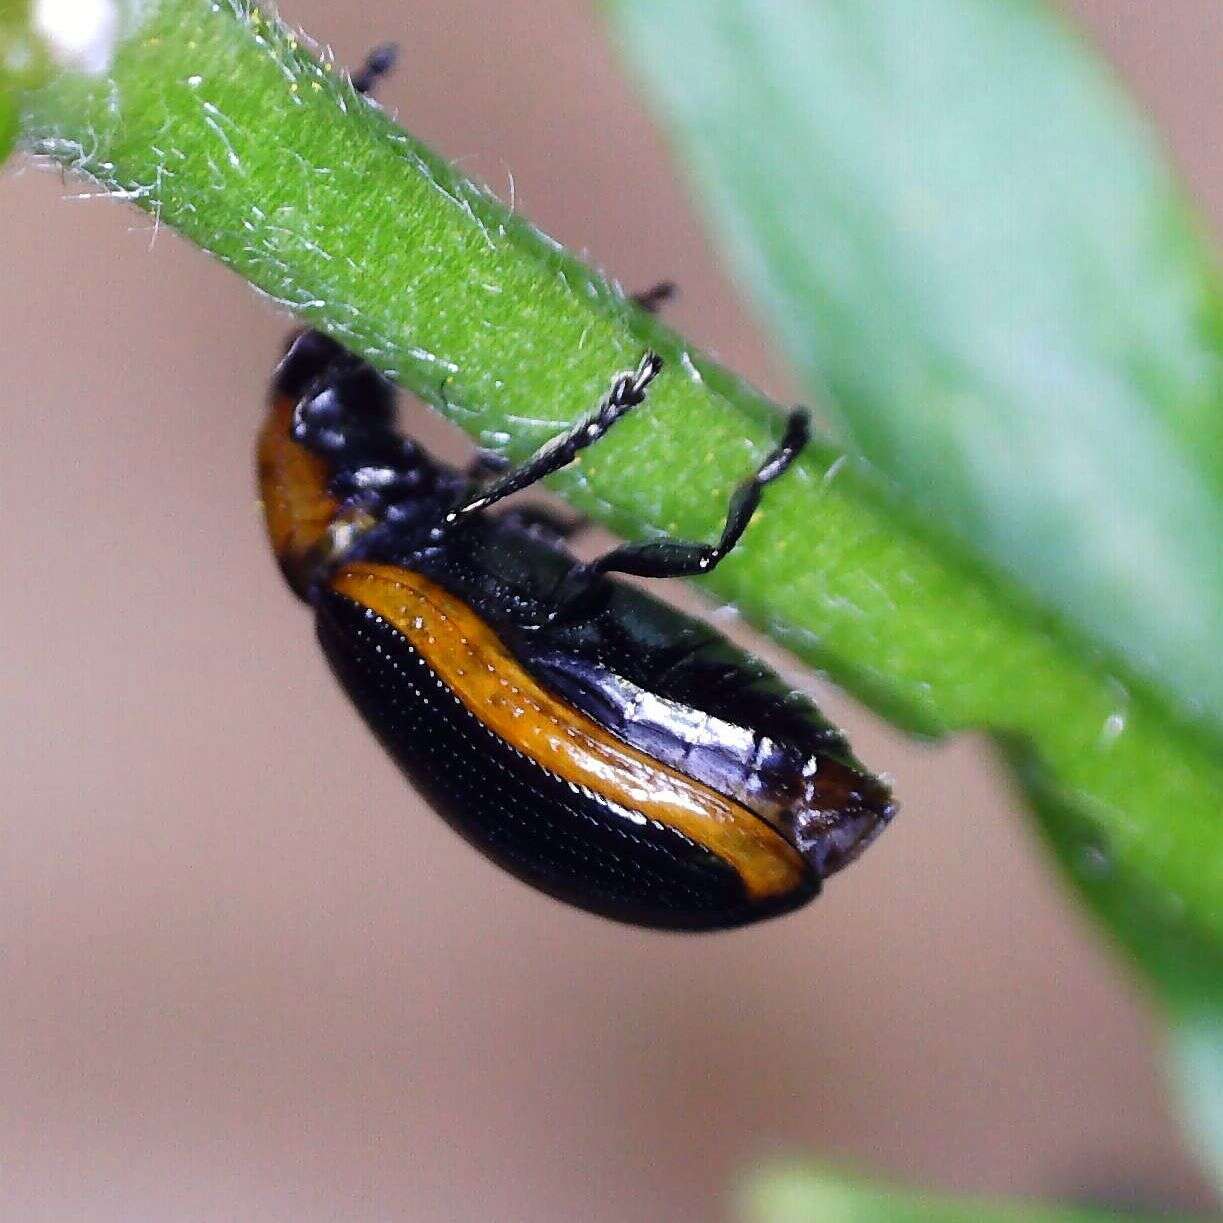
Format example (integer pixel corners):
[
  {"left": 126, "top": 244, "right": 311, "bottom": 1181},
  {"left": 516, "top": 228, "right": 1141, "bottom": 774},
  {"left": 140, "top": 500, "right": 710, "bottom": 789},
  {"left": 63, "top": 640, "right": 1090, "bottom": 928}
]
[{"left": 1, "top": 3, "right": 1219, "bottom": 1220}]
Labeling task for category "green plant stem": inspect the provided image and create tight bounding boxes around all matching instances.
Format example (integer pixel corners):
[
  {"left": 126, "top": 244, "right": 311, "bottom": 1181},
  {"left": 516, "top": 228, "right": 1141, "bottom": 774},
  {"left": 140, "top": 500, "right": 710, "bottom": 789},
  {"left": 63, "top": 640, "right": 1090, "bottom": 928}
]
[{"left": 7, "top": 0, "right": 1223, "bottom": 1010}]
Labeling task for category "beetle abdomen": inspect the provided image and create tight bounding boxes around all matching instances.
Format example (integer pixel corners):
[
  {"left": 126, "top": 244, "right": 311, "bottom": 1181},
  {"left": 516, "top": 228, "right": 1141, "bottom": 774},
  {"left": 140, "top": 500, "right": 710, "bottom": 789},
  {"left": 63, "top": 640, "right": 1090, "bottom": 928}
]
[{"left": 316, "top": 561, "right": 818, "bottom": 929}]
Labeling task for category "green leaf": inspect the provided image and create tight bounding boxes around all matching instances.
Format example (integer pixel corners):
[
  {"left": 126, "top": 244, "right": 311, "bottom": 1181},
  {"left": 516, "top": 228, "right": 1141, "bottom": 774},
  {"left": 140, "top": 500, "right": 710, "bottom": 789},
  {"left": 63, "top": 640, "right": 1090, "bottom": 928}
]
[
  {"left": 601, "top": 3, "right": 1223, "bottom": 1000},
  {"left": 744, "top": 1165, "right": 1206, "bottom": 1223},
  {"left": 8, "top": 0, "right": 1223, "bottom": 1015}
]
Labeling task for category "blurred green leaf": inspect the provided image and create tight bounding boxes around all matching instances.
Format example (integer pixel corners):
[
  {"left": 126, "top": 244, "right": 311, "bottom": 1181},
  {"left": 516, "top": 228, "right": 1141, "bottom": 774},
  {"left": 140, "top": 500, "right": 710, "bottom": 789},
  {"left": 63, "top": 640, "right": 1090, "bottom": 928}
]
[
  {"left": 744, "top": 1165, "right": 1205, "bottom": 1223},
  {"left": 1170, "top": 1012, "right": 1223, "bottom": 1195},
  {"left": 602, "top": 0, "right": 1223, "bottom": 1007}
]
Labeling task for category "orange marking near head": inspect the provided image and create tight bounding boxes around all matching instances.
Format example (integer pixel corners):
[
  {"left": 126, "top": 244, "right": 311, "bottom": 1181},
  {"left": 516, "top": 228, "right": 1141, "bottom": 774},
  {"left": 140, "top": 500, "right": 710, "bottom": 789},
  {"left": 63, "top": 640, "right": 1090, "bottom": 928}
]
[
  {"left": 257, "top": 393, "right": 338, "bottom": 590},
  {"left": 330, "top": 561, "right": 809, "bottom": 903}
]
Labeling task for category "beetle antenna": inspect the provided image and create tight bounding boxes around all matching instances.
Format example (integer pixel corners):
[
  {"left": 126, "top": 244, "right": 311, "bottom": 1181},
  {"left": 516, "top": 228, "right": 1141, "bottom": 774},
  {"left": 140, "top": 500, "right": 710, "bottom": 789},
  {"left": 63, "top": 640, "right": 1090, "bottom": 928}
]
[{"left": 443, "top": 352, "right": 664, "bottom": 525}]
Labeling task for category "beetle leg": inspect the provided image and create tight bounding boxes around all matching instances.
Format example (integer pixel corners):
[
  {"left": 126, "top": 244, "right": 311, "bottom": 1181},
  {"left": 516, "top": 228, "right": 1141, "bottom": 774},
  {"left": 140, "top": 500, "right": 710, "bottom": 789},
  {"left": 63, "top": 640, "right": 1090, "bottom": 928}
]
[
  {"left": 576, "top": 409, "right": 809, "bottom": 583},
  {"left": 443, "top": 350, "right": 663, "bottom": 526},
  {"left": 351, "top": 43, "right": 399, "bottom": 95},
  {"left": 631, "top": 282, "right": 676, "bottom": 314}
]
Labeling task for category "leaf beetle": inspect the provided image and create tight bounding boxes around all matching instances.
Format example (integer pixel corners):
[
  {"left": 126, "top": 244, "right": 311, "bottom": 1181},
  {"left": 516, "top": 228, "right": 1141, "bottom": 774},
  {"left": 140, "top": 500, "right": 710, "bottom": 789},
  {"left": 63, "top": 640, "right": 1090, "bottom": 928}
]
[{"left": 255, "top": 48, "right": 895, "bottom": 930}]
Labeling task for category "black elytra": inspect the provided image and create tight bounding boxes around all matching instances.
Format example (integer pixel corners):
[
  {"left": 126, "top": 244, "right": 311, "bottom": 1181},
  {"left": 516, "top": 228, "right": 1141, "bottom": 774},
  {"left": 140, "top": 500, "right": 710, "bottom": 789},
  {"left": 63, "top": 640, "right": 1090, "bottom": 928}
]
[{"left": 254, "top": 47, "right": 895, "bottom": 930}]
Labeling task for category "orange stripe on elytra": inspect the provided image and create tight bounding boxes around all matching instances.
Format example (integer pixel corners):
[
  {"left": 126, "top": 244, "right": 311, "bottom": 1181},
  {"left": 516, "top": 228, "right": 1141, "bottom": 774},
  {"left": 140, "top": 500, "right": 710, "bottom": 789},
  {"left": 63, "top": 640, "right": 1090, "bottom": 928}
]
[{"left": 330, "top": 561, "right": 808, "bottom": 902}]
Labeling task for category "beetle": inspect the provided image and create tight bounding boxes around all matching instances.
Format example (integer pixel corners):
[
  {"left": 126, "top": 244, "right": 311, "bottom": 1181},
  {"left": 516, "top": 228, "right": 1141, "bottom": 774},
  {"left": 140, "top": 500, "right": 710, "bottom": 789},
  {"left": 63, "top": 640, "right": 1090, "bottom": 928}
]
[{"left": 255, "top": 49, "right": 894, "bottom": 930}]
